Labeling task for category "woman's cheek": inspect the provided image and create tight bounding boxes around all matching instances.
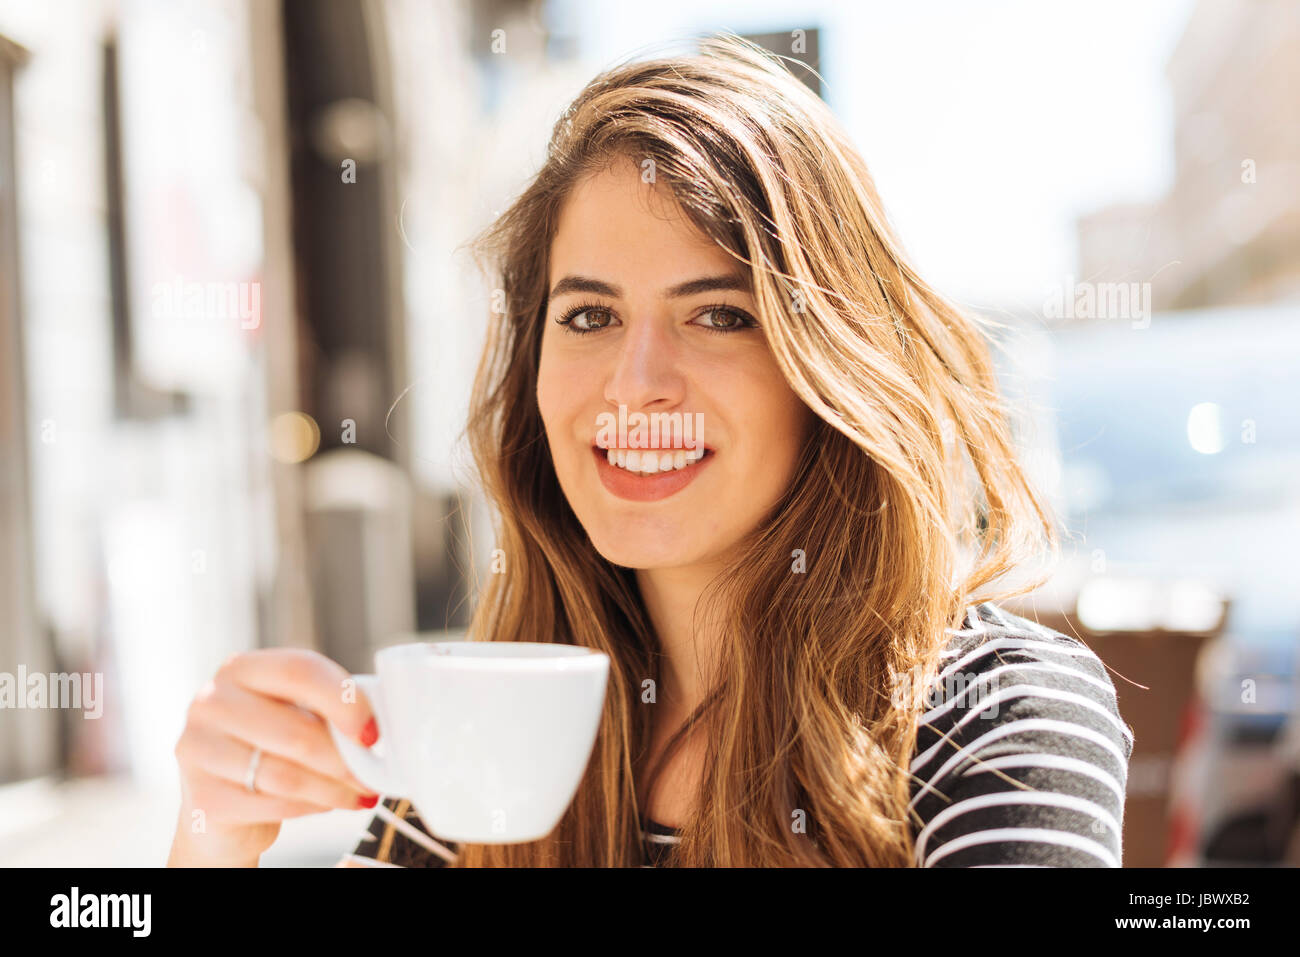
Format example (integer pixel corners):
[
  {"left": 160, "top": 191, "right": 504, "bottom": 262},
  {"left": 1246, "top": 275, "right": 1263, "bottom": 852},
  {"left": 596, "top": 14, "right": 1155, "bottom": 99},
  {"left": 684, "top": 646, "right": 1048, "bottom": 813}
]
[{"left": 535, "top": 347, "right": 564, "bottom": 426}]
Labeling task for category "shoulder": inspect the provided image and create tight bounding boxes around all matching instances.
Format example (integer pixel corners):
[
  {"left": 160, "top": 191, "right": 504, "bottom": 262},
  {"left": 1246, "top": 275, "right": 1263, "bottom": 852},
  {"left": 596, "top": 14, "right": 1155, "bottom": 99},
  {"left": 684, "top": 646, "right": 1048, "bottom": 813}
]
[
  {"left": 928, "top": 601, "right": 1134, "bottom": 744},
  {"left": 906, "top": 601, "right": 1135, "bottom": 867},
  {"left": 346, "top": 796, "right": 459, "bottom": 868}
]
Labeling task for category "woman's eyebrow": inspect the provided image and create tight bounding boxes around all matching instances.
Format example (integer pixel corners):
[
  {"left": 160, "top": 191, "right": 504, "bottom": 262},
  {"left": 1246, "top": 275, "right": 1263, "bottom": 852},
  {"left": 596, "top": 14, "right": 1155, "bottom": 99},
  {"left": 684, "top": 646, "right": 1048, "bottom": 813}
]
[{"left": 547, "top": 273, "right": 751, "bottom": 302}]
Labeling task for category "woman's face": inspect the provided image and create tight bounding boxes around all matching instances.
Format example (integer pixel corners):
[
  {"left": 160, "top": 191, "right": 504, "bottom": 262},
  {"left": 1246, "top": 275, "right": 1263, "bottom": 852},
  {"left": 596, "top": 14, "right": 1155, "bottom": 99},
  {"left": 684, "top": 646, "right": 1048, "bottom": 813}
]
[{"left": 537, "top": 157, "right": 813, "bottom": 572}]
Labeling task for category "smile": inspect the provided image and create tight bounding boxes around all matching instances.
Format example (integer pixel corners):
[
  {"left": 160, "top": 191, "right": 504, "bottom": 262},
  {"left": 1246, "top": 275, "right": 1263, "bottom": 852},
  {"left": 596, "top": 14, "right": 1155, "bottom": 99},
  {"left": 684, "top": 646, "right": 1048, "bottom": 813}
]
[
  {"left": 605, "top": 447, "right": 705, "bottom": 475},
  {"left": 591, "top": 445, "right": 713, "bottom": 502}
]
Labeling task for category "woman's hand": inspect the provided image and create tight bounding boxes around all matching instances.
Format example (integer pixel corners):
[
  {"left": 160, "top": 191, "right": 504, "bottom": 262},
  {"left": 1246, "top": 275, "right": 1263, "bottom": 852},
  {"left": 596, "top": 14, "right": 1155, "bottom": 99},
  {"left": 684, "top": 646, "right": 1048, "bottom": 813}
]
[{"left": 167, "top": 648, "right": 380, "bottom": 867}]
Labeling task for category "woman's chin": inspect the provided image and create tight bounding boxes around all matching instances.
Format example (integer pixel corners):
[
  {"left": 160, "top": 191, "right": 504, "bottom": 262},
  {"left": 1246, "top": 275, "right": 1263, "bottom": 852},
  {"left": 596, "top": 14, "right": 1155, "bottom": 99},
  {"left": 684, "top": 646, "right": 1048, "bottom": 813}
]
[{"left": 586, "top": 533, "right": 711, "bottom": 572}]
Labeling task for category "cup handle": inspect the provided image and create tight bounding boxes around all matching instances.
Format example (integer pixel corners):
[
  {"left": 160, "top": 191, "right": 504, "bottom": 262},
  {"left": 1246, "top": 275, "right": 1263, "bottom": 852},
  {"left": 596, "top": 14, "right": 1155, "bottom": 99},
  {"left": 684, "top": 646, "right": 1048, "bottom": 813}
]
[{"left": 328, "top": 674, "right": 408, "bottom": 797}]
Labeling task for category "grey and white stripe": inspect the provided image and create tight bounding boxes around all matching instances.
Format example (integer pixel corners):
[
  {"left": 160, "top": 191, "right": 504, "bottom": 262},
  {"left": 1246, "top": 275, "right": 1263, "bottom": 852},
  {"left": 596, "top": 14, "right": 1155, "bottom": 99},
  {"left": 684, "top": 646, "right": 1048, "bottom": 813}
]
[{"left": 908, "top": 603, "right": 1133, "bottom": 867}]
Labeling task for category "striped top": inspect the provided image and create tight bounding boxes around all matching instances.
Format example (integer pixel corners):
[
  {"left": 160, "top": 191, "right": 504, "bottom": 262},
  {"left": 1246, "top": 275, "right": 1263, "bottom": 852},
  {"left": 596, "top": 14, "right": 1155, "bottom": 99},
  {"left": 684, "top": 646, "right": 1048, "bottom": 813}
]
[{"left": 343, "top": 601, "right": 1135, "bottom": 867}]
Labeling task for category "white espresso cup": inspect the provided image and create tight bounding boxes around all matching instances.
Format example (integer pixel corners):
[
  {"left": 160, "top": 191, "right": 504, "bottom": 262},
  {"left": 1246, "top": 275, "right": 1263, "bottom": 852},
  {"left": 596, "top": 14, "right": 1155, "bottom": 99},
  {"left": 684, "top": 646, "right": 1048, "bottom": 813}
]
[{"left": 328, "top": 640, "right": 609, "bottom": 844}]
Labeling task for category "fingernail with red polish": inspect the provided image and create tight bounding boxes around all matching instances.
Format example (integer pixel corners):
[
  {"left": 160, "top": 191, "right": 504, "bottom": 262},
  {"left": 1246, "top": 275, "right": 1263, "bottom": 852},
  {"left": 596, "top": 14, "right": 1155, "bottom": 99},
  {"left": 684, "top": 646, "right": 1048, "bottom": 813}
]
[
  {"left": 358, "top": 794, "right": 379, "bottom": 809},
  {"left": 360, "top": 718, "right": 379, "bottom": 748}
]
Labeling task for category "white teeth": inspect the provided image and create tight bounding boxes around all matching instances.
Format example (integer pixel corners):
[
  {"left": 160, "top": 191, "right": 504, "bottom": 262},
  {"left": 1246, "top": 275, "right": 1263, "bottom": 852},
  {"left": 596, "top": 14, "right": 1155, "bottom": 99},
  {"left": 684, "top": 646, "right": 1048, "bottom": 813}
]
[{"left": 602, "top": 447, "right": 708, "bottom": 475}]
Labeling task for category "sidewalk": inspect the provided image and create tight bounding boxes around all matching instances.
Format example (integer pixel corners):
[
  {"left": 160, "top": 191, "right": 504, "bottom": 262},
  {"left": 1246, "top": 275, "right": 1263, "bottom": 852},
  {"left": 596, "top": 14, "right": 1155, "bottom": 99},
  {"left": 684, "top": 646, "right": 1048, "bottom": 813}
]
[{"left": 0, "top": 773, "right": 375, "bottom": 867}]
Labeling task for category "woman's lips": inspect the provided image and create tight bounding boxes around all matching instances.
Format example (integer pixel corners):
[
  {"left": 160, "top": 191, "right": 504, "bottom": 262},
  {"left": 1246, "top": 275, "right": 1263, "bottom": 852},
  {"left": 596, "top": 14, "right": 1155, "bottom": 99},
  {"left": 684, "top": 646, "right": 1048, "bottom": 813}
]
[{"left": 592, "top": 445, "right": 713, "bottom": 502}]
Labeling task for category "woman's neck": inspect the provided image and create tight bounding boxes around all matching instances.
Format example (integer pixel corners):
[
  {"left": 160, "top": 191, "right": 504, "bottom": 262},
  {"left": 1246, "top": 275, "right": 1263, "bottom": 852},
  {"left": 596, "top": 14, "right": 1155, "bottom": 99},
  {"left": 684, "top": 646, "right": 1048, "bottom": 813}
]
[{"left": 635, "top": 563, "right": 724, "bottom": 717}]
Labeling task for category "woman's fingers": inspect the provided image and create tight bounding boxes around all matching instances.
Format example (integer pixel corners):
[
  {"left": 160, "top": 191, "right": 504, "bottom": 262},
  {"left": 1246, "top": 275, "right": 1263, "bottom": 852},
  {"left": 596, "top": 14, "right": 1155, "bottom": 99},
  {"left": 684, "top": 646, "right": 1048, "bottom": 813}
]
[
  {"left": 188, "top": 680, "right": 372, "bottom": 794},
  {"left": 184, "top": 767, "right": 338, "bottom": 824},
  {"left": 178, "top": 725, "right": 376, "bottom": 810},
  {"left": 216, "top": 648, "right": 377, "bottom": 746},
  {"left": 170, "top": 648, "right": 381, "bottom": 866}
]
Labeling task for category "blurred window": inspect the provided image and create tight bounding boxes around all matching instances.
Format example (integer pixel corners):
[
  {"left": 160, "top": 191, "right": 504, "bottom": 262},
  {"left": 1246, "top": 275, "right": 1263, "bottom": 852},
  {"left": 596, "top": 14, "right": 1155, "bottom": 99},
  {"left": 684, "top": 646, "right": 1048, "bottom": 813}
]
[{"left": 1049, "top": 307, "right": 1300, "bottom": 514}]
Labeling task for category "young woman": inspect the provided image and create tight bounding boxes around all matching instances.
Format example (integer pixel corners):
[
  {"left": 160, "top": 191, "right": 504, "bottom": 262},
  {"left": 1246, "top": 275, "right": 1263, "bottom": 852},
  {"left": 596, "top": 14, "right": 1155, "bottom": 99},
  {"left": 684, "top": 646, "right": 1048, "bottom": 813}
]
[{"left": 168, "top": 34, "right": 1133, "bottom": 869}]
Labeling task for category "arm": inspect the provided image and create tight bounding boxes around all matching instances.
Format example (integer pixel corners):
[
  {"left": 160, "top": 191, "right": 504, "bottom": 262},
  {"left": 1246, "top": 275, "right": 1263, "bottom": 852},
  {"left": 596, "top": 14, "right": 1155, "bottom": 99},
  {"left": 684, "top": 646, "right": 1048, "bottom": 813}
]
[{"left": 909, "top": 615, "right": 1135, "bottom": 867}]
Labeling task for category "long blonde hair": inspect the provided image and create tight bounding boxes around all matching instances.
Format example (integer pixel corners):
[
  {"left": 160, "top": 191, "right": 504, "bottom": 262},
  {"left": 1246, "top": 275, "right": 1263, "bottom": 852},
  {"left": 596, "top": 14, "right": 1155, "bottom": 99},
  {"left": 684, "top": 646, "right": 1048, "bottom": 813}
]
[{"left": 454, "top": 33, "right": 1059, "bottom": 866}]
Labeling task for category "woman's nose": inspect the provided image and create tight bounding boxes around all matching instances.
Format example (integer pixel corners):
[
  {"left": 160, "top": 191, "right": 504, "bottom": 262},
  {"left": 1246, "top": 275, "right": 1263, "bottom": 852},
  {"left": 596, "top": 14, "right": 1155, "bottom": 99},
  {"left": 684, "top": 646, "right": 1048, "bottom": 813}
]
[{"left": 602, "top": 317, "right": 686, "bottom": 410}]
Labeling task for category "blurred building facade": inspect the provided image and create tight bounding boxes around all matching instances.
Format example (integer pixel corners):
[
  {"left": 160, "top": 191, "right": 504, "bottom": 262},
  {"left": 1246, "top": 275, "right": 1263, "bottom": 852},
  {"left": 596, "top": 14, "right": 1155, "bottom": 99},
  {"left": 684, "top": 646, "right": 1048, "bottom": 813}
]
[
  {"left": 0, "top": 0, "right": 593, "bottom": 791},
  {"left": 1076, "top": 0, "right": 1300, "bottom": 312}
]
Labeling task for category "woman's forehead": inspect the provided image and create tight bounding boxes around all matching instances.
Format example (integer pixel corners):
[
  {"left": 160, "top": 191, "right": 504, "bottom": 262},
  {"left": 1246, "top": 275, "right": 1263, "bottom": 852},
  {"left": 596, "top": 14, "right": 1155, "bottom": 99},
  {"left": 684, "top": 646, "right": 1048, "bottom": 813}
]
[{"left": 550, "top": 173, "right": 735, "bottom": 284}]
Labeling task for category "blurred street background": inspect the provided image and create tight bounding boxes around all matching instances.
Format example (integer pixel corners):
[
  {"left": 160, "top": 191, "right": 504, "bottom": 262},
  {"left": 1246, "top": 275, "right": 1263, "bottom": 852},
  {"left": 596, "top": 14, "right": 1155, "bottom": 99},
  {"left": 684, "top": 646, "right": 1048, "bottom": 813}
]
[{"left": 0, "top": 0, "right": 1296, "bottom": 867}]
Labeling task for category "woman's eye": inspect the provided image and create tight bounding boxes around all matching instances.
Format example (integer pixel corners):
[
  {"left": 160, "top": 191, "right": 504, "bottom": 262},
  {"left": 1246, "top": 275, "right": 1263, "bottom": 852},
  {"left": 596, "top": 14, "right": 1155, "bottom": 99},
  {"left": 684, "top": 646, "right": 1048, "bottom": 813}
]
[
  {"left": 573, "top": 309, "right": 612, "bottom": 331},
  {"left": 693, "top": 306, "right": 758, "bottom": 332},
  {"left": 556, "top": 306, "right": 614, "bottom": 334}
]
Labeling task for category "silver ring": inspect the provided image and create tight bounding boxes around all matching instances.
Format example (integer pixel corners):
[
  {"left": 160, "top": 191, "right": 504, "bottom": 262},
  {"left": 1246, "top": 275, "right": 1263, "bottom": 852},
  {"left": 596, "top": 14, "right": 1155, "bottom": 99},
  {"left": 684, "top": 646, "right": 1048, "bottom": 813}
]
[{"left": 244, "top": 746, "right": 263, "bottom": 794}]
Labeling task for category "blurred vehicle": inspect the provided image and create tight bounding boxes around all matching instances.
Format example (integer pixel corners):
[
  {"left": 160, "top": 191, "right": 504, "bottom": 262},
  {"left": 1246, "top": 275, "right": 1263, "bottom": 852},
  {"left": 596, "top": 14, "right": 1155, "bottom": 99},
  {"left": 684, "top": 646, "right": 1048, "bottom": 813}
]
[{"left": 1043, "top": 301, "right": 1300, "bottom": 864}]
